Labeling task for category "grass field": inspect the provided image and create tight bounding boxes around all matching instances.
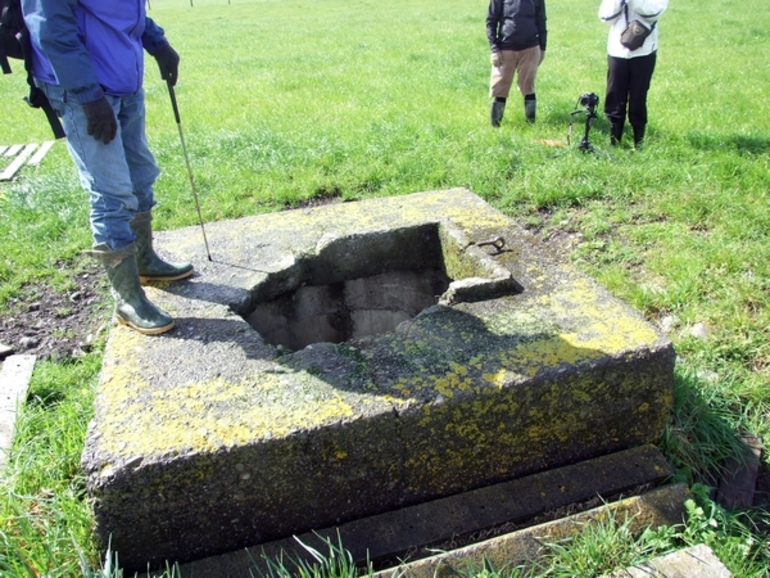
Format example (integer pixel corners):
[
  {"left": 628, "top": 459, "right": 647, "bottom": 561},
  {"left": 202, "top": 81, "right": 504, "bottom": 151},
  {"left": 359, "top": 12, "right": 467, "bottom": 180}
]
[{"left": 2, "top": 0, "right": 770, "bottom": 575}]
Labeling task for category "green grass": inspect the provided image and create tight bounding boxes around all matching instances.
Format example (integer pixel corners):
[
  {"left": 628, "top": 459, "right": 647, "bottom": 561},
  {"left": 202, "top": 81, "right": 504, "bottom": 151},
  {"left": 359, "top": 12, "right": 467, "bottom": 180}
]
[{"left": 2, "top": 0, "right": 770, "bottom": 575}]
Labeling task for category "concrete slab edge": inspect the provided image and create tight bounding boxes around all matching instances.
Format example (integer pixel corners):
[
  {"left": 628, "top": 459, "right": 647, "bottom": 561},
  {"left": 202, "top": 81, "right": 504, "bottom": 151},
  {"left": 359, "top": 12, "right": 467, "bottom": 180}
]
[
  {"left": 373, "top": 483, "right": 690, "bottom": 578},
  {"left": 0, "top": 354, "right": 36, "bottom": 471}
]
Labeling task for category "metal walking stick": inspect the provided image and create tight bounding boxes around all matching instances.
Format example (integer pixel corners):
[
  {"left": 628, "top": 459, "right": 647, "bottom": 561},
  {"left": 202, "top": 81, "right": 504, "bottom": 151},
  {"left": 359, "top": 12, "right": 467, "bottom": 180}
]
[{"left": 166, "top": 78, "right": 212, "bottom": 261}]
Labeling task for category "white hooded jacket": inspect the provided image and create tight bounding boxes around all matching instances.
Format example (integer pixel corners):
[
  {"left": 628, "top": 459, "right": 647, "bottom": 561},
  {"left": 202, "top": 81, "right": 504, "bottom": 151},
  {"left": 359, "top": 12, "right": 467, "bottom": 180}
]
[{"left": 599, "top": 0, "right": 668, "bottom": 58}]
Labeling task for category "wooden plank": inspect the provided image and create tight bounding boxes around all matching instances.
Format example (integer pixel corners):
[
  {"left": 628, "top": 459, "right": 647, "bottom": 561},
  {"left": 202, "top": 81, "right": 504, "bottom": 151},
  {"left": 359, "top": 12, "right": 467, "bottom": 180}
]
[
  {"left": 716, "top": 432, "right": 763, "bottom": 510},
  {"left": 3, "top": 144, "right": 23, "bottom": 157},
  {"left": 0, "top": 143, "right": 37, "bottom": 181},
  {"left": 610, "top": 544, "right": 732, "bottom": 578},
  {"left": 0, "top": 355, "right": 36, "bottom": 471},
  {"left": 0, "top": 146, "right": 7, "bottom": 156},
  {"left": 28, "top": 140, "right": 55, "bottom": 166}
]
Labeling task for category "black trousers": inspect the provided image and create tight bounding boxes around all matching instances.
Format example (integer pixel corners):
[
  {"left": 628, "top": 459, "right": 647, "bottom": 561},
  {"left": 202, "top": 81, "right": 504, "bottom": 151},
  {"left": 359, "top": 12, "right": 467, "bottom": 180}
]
[{"left": 604, "top": 51, "right": 657, "bottom": 128}]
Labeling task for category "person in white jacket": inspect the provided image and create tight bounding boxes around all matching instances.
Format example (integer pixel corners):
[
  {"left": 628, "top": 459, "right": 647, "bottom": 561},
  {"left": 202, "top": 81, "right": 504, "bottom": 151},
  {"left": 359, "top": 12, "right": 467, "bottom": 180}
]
[{"left": 599, "top": 0, "right": 668, "bottom": 149}]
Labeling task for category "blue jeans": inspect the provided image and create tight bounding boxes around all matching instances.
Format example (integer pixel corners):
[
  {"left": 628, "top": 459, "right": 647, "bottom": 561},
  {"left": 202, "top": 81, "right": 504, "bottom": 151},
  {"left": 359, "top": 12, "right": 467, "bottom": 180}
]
[{"left": 40, "top": 83, "right": 159, "bottom": 250}]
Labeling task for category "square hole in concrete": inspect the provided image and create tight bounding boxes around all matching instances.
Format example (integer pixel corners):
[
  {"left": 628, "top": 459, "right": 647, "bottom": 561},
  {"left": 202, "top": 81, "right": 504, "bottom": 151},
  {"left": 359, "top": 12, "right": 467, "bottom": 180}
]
[{"left": 244, "top": 222, "right": 522, "bottom": 350}]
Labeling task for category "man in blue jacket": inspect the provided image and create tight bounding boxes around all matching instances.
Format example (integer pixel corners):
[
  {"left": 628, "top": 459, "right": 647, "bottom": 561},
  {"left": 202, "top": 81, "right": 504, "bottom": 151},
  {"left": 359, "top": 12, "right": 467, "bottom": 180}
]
[
  {"left": 22, "top": 0, "right": 192, "bottom": 335},
  {"left": 486, "top": 0, "right": 547, "bottom": 127}
]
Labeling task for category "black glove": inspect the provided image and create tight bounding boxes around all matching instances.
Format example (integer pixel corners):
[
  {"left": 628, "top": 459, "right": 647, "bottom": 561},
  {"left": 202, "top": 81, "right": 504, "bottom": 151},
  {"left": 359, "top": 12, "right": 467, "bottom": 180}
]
[
  {"left": 82, "top": 97, "right": 117, "bottom": 145},
  {"left": 154, "top": 44, "right": 180, "bottom": 86}
]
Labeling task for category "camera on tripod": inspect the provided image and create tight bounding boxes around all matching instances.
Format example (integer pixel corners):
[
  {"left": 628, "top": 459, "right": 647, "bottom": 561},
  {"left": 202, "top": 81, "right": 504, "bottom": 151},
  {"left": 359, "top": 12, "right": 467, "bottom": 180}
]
[
  {"left": 569, "top": 92, "right": 601, "bottom": 152},
  {"left": 579, "top": 92, "right": 599, "bottom": 111}
]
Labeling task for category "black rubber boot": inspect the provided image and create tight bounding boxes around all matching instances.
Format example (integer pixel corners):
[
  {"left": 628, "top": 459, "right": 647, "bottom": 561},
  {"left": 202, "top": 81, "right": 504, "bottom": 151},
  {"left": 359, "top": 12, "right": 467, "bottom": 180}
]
[
  {"left": 524, "top": 94, "right": 536, "bottom": 123},
  {"left": 88, "top": 242, "right": 175, "bottom": 335},
  {"left": 130, "top": 211, "right": 193, "bottom": 284},
  {"left": 490, "top": 100, "right": 506, "bottom": 127},
  {"left": 632, "top": 125, "right": 645, "bottom": 150},
  {"left": 610, "top": 123, "right": 624, "bottom": 147}
]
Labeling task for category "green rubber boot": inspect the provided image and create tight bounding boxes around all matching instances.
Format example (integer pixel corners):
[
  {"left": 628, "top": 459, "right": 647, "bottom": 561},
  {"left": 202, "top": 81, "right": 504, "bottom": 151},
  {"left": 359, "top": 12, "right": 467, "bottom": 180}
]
[
  {"left": 130, "top": 211, "right": 193, "bottom": 284},
  {"left": 88, "top": 243, "right": 175, "bottom": 335}
]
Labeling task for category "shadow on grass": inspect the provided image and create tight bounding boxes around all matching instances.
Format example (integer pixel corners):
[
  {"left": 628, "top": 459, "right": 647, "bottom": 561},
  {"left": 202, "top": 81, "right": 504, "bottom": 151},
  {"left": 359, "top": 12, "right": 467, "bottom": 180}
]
[
  {"left": 660, "top": 369, "right": 768, "bottom": 514},
  {"left": 660, "top": 371, "right": 743, "bottom": 480},
  {"left": 659, "top": 370, "right": 756, "bottom": 486},
  {"left": 657, "top": 369, "right": 770, "bottom": 562},
  {"left": 685, "top": 132, "right": 770, "bottom": 155}
]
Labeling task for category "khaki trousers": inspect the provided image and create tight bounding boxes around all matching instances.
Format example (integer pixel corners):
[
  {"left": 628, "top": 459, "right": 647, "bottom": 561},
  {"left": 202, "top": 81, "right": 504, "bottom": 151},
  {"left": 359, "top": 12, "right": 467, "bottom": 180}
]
[{"left": 489, "top": 45, "right": 542, "bottom": 99}]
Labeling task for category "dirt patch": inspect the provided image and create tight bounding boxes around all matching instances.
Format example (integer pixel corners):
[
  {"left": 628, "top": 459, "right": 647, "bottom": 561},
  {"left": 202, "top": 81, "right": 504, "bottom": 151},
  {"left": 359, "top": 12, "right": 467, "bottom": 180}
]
[
  {"left": 523, "top": 209, "right": 586, "bottom": 258},
  {"left": 285, "top": 188, "right": 343, "bottom": 210},
  {"left": 0, "top": 262, "right": 110, "bottom": 362}
]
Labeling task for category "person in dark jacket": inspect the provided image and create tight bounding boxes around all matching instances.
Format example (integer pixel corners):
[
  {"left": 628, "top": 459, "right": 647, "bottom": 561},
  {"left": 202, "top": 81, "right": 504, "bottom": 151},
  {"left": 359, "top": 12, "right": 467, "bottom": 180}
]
[
  {"left": 486, "top": 0, "right": 547, "bottom": 127},
  {"left": 22, "top": 0, "right": 193, "bottom": 335}
]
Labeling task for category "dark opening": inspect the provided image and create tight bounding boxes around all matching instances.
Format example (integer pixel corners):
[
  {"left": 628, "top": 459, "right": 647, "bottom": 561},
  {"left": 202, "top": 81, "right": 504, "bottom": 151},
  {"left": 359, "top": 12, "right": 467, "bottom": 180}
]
[
  {"left": 248, "top": 268, "right": 451, "bottom": 351},
  {"left": 242, "top": 223, "right": 520, "bottom": 351}
]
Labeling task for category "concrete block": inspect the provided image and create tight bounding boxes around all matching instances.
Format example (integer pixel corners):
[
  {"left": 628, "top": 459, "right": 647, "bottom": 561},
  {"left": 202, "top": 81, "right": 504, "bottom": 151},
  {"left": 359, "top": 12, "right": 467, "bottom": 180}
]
[{"left": 81, "top": 189, "right": 675, "bottom": 570}]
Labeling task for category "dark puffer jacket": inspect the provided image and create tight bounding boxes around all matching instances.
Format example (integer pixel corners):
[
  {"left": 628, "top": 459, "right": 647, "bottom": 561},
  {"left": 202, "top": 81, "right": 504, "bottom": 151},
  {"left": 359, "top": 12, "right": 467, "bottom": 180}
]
[{"left": 486, "top": 0, "right": 547, "bottom": 52}]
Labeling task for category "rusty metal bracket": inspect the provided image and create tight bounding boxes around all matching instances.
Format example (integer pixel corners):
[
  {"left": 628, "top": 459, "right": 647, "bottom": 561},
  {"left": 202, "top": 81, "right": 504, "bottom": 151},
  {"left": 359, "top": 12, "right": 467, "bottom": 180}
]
[{"left": 475, "top": 236, "right": 506, "bottom": 254}]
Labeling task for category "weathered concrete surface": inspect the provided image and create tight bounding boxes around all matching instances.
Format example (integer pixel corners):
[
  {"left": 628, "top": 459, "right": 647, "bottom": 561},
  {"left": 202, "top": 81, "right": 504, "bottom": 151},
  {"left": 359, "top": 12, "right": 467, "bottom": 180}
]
[
  {"left": 0, "top": 354, "right": 35, "bottom": 471},
  {"left": 181, "top": 445, "right": 673, "bottom": 577},
  {"left": 82, "top": 188, "right": 675, "bottom": 570},
  {"left": 371, "top": 483, "right": 690, "bottom": 578},
  {"left": 609, "top": 544, "right": 732, "bottom": 577}
]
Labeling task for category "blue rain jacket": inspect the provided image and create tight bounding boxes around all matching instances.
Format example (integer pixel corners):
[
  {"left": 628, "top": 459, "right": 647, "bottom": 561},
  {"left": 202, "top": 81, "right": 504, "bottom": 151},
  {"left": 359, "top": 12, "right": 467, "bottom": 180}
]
[{"left": 22, "top": 0, "right": 168, "bottom": 103}]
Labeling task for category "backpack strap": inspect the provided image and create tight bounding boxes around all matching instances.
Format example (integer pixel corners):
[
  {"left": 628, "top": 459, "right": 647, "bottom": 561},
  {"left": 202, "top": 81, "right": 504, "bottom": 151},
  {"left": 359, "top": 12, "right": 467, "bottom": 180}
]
[
  {"left": 25, "top": 80, "right": 66, "bottom": 139},
  {"left": 17, "top": 23, "right": 65, "bottom": 138},
  {"left": 625, "top": 4, "right": 658, "bottom": 32}
]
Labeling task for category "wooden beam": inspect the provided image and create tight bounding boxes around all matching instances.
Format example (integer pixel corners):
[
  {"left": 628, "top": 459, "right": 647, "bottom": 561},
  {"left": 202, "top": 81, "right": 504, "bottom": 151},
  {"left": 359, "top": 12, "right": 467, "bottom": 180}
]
[
  {"left": 28, "top": 141, "right": 55, "bottom": 166},
  {"left": 0, "top": 144, "right": 38, "bottom": 181},
  {"left": 3, "top": 144, "right": 22, "bottom": 157}
]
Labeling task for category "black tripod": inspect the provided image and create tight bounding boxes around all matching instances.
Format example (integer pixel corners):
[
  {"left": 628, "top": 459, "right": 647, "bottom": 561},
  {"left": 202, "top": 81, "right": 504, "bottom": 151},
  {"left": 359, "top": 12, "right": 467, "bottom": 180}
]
[{"left": 568, "top": 93, "right": 600, "bottom": 153}]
